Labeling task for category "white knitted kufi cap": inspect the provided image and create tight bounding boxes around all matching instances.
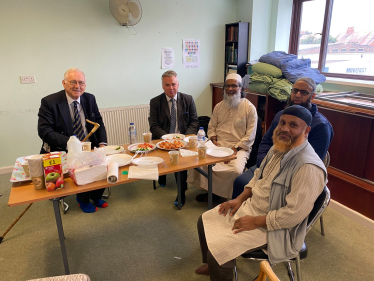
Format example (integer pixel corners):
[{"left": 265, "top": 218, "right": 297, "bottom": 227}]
[{"left": 226, "top": 73, "right": 242, "bottom": 83}]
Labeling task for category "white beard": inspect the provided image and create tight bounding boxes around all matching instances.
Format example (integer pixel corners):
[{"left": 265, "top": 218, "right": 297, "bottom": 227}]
[{"left": 223, "top": 91, "right": 241, "bottom": 108}]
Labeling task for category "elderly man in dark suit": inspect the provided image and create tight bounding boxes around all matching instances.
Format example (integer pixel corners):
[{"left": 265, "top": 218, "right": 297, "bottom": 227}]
[
  {"left": 149, "top": 70, "right": 199, "bottom": 207},
  {"left": 38, "top": 68, "right": 108, "bottom": 213}
]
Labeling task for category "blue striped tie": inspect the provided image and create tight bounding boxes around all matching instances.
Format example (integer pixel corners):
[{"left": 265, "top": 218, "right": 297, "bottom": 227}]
[
  {"left": 169, "top": 99, "right": 176, "bottom": 133},
  {"left": 73, "top": 101, "right": 85, "bottom": 141}
]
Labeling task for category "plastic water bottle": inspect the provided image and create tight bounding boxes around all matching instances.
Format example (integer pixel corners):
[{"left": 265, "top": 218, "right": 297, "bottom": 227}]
[
  {"left": 197, "top": 127, "right": 206, "bottom": 145},
  {"left": 129, "top": 123, "right": 137, "bottom": 144},
  {"left": 67, "top": 135, "right": 82, "bottom": 153}
]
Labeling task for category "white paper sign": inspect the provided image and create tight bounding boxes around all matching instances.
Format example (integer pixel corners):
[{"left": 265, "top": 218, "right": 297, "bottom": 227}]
[
  {"left": 183, "top": 39, "right": 200, "bottom": 68},
  {"left": 161, "top": 47, "right": 175, "bottom": 69}
]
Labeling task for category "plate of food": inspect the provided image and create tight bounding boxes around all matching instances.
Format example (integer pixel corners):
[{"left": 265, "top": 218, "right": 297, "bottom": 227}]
[
  {"left": 156, "top": 139, "right": 187, "bottom": 150},
  {"left": 132, "top": 157, "right": 164, "bottom": 166},
  {"left": 105, "top": 154, "right": 133, "bottom": 167},
  {"left": 161, "top": 134, "right": 185, "bottom": 140},
  {"left": 105, "top": 145, "right": 125, "bottom": 155},
  {"left": 207, "top": 147, "right": 234, "bottom": 157},
  {"left": 128, "top": 143, "right": 156, "bottom": 153},
  {"left": 10, "top": 152, "right": 68, "bottom": 183}
]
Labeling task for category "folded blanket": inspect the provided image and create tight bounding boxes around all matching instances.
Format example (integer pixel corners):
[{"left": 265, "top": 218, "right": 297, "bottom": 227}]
[
  {"left": 249, "top": 72, "right": 275, "bottom": 85},
  {"left": 282, "top": 66, "right": 326, "bottom": 84},
  {"left": 259, "top": 51, "right": 297, "bottom": 69},
  {"left": 281, "top": 59, "right": 311, "bottom": 72},
  {"left": 267, "top": 79, "right": 293, "bottom": 102},
  {"left": 248, "top": 82, "right": 269, "bottom": 94},
  {"left": 252, "top": 62, "right": 283, "bottom": 78}
]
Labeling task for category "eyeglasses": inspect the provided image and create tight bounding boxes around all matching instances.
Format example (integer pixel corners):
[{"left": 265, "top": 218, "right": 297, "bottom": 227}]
[
  {"left": 66, "top": 80, "right": 86, "bottom": 86},
  {"left": 291, "top": 88, "right": 311, "bottom": 96},
  {"left": 225, "top": 84, "right": 239, "bottom": 89}
]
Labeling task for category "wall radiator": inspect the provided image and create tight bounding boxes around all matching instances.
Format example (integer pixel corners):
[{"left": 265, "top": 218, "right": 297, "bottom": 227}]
[{"left": 99, "top": 104, "right": 150, "bottom": 145}]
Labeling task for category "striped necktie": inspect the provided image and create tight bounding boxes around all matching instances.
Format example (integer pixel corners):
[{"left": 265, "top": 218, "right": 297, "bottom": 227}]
[
  {"left": 73, "top": 101, "right": 85, "bottom": 141},
  {"left": 169, "top": 99, "right": 176, "bottom": 133}
]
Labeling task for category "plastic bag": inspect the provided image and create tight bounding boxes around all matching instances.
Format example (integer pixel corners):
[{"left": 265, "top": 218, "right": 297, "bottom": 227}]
[
  {"left": 67, "top": 147, "right": 107, "bottom": 185},
  {"left": 67, "top": 147, "right": 106, "bottom": 170}
]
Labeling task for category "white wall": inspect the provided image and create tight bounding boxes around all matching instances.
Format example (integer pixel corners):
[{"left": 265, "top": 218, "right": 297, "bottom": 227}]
[{"left": 0, "top": 0, "right": 236, "bottom": 167}]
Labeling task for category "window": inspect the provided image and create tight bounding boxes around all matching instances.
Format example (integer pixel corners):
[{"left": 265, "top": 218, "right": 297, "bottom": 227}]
[{"left": 289, "top": 0, "right": 374, "bottom": 81}]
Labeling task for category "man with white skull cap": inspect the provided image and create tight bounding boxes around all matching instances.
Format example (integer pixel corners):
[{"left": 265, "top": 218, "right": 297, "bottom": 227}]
[{"left": 187, "top": 73, "right": 257, "bottom": 201}]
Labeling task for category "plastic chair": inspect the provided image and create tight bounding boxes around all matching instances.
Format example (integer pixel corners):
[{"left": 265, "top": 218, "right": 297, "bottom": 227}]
[{"left": 235, "top": 186, "right": 330, "bottom": 281}]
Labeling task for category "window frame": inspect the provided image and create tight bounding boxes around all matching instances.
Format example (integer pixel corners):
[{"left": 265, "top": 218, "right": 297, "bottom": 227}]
[{"left": 289, "top": 0, "right": 374, "bottom": 81}]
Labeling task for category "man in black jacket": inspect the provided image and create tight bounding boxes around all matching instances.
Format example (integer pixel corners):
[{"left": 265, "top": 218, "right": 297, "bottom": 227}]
[
  {"left": 38, "top": 68, "right": 107, "bottom": 213},
  {"left": 149, "top": 70, "right": 199, "bottom": 207}
]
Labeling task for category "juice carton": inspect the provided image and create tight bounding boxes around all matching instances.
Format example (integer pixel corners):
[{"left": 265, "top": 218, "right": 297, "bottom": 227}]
[{"left": 42, "top": 152, "right": 64, "bottom": 191}]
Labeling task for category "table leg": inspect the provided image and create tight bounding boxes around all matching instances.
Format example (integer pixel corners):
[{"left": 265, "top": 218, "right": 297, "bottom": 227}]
[
  {"left": 176, "top": 171, "right": 181, "bottom": 210},
  {"left": 193, "top": 167, "right": 213, "bottom": 210},
  {"left": 208, "top": 165, "right": 213, "bottom": 210},
  {"left": 52, "top": 199, "right": 70, "bottom": 275}
]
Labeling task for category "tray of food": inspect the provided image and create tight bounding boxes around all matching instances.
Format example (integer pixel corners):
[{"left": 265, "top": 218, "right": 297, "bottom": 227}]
[
  {"left": 156, "top": 140, "right": 187, "bottom": 150},
  {"left": 128, "top": 143, "right": 156, "bottom": 153}
]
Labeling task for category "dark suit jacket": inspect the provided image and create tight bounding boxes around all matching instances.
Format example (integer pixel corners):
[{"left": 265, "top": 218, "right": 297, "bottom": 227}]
[
  {"left": 149, "top": 92, "right": 199, "bottom": 140},
  {"left": 38, "top": 90, "right": 107, "bottom": 153}
]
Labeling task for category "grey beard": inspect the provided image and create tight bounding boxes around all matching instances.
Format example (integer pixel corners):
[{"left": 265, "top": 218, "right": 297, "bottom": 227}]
[{"left": 223, "top": 92, "right": 241, "bottom": 108}]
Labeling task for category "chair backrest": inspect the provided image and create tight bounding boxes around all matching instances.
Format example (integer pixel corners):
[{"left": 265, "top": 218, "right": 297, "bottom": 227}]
[
  {"left": 254, "top": 261, "right": 280, "bottom": 281},
  {"left": 306, "top": 186, "right": 330, "bottom": 234},
  {"left": 198, "top": 116, "right": 211, "bottom": 135},
  {"left": 323, "top": 151, "right": 330, "bottom": 168},
  {"left": 246, "top": 117, "right": 263, "bottom": 169}
]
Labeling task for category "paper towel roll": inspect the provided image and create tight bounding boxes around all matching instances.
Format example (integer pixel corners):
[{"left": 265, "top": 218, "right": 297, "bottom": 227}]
[{"left": 107, "top": 162, "right": 119, "bottom": 184}]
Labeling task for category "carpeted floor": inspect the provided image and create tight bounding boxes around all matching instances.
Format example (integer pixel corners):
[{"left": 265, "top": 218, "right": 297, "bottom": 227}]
[{"left": 0, "top": 172, "right": 373, "bottom": 281}]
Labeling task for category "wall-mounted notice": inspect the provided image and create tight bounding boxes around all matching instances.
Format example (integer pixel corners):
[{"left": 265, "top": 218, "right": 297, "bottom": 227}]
[
  {"left": 182, "top": 39, "right": 200, "bottom": 68},
  {"left": 161, "top": 47, "right": 175, "bottom": 69}
]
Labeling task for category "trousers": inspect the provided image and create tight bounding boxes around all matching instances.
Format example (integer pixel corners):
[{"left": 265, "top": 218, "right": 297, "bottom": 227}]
[
  {"left": 197, "top": 215, "right": 236, "bottom": 281},
  {"left": 77, "top": 188, "right": 105, "bottom": 204},
  {"left": 232, "top": 165, "right": 256, "bottom": 199}
]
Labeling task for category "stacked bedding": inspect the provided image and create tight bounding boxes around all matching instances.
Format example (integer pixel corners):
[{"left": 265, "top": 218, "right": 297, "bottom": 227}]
[{"left": 247, "top": 51, "right": 325, "bottom": 101}]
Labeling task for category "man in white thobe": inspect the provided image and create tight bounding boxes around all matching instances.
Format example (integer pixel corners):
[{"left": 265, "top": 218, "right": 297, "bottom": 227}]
[
  {"left": 187, "top": 73, "right": 257, "bottom": 200},
  {"left": 194, "top": 105, "right": 327, "bottom": 281}
]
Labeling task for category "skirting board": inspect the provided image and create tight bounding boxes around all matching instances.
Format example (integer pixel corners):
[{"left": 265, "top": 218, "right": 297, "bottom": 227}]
[
  {"left": 0, "top": 166, "right": 12, "bottom": 175},
  {"left": 329, "top": 199, "right": 374, "bottom": 232}
]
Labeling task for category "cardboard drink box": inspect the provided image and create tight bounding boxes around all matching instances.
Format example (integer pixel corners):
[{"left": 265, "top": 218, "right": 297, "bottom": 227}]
[{"left": 42, "top": 152, "right": 64, "bottom": 191}]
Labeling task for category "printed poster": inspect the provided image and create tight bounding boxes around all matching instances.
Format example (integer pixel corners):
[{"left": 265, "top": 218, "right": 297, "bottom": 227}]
[
  {"left": 183, "top": 39, "right": 200, "bottom": 68},
  {"left": 161, "top": 47, "right": 175, "bottom": 69}
]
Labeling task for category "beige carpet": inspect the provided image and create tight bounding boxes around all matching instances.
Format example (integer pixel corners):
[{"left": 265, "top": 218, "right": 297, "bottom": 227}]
[{"left": 0, "top": 172, "right": 373, "bottom": 281}]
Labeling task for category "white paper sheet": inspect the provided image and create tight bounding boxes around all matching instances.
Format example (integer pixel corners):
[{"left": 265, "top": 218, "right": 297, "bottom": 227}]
[
  {"left": 161, "top": 47, "right": 175, "bottom": 69},
  {"left": 128, "top": 165, "right": 159, "bottom": 180},
  {"left": 182, "top": 39, "right": 200, "bottom": 68}
]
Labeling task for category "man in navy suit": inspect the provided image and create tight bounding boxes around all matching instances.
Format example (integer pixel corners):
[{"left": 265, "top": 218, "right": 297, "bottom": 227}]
[
  {"left": 149, "top": 70, "right": 199, "bottom": 207},
  {"left": 38, "top": 68, "right": 108, "bottom": 213}
]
